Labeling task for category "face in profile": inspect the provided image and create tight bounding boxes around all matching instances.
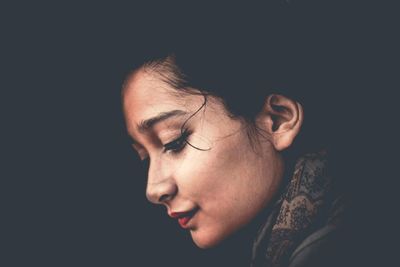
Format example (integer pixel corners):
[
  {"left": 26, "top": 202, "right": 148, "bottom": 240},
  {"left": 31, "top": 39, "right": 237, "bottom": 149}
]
[{"left": 122, "top": 68, "right": 286, "bottom": 248}]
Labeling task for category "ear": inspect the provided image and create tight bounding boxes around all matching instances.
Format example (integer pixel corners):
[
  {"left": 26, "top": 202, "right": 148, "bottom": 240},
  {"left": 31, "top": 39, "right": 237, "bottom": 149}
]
[{"left": 256, "top": 94, "right": 304, "bottom": 151}]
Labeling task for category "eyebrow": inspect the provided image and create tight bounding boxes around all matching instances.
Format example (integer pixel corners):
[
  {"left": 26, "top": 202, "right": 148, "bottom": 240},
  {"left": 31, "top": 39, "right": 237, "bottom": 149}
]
[{"left": 137, "top": 109, "right": 188, "bottom": 133}]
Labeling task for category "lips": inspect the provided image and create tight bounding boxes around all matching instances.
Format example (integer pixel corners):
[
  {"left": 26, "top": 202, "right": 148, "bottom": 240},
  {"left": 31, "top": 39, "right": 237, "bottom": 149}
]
[{"left": 169, "top": 208, "right": 198, "bottom": 228}]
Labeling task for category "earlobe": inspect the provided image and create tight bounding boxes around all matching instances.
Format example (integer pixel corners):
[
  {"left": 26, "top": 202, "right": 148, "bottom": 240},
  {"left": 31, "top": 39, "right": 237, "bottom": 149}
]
[{"left": 257, "top": 94, "right": 304, "bottom": 151}]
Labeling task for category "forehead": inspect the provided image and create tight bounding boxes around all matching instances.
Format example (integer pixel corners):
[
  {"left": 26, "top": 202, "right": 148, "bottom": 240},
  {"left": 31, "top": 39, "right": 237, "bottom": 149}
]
[
  {"left": 124, "top": 69, "right": 180, "bottom": 104},
  {"left": 122, "top": 69, "right": 203, "bottom": 133}
]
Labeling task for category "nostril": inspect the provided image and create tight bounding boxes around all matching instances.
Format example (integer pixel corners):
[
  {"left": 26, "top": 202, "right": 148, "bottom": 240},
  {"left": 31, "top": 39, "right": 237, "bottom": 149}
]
[{"left": 159, "top": 194, "right": 171, "bottom": 203}]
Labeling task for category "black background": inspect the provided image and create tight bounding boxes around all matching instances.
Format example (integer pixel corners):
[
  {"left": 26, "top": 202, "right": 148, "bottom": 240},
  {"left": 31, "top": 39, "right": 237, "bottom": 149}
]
[{"left": 2, "top": 1, "right": 397, "bottom": 266}]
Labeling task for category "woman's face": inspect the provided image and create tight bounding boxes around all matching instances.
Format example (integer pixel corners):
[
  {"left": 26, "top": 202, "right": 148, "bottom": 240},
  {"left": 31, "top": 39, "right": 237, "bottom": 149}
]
[{"left": 123, "top": 69, "right": 284, "bottom": 248}]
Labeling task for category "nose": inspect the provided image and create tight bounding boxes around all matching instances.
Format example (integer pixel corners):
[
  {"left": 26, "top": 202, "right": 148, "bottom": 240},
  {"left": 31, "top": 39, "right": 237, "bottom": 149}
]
[
  {"left": 145, "top": 159, "right": 178, "bottom": 204},
  {"left": 146, "top": 179, "right": 178, "bottom": 204}
]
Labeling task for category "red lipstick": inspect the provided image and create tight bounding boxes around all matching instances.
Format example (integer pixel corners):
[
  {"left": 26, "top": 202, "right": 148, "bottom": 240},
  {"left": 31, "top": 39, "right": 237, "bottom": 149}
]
[{"left": 169, "top": 209, "right": 198, "bottom": 228}]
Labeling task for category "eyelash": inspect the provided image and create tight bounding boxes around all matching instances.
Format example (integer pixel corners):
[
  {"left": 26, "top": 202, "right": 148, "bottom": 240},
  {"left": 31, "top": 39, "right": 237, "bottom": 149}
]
[
  {"left": 163, "top": 129, "right": 190, "bottom": 154},
  {"left": 133, "top": 129, "right": 190, "bottom": 169}
]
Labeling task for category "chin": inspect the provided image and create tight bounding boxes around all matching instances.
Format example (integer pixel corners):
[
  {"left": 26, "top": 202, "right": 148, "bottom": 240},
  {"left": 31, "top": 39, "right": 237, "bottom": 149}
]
[{"left": 190, "top": 227, "right": 228, "bottom": 249}]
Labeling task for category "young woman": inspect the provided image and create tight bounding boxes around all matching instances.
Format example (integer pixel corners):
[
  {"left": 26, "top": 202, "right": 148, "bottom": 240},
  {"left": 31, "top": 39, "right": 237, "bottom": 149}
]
[
  {"left": 121, "top": 47, "right": 344, "bottom": 266},
  {"left": 121, "top": 3, "right": 346, "bottom": 266}
]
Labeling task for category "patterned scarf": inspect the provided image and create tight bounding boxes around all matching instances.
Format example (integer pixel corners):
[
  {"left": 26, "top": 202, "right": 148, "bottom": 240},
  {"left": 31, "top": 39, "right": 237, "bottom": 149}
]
[{"left": 250, "top": 151, "right": 343, "bottom": 267}]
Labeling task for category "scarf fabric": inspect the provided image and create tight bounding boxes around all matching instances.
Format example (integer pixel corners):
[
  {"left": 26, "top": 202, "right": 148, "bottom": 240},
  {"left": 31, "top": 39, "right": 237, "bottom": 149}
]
[{"left": 250, "top": 151, "right": 343, "bottom": 267}]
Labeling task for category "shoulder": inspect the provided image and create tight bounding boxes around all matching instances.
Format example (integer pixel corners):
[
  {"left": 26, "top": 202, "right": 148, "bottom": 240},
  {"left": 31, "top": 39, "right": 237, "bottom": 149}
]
[{"left": 288, "top": 222, "right": 347, "bottom": 267}]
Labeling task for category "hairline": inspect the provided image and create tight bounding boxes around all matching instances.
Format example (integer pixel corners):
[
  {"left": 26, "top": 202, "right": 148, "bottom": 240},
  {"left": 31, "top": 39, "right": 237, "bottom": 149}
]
[{"left": 123, "top": 55, "right": 267, "bottom": 153}]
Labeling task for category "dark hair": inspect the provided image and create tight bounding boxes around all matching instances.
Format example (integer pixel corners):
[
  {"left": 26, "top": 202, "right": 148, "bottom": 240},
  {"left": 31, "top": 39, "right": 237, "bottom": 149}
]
[{"left": 122, "top": 2, "right": 339, "bottom": 164}]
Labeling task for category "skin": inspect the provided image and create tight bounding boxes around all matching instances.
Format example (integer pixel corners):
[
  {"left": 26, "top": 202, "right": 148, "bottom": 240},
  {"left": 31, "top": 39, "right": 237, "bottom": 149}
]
[{"left": 122, "top": 68, "right": 301, "bottom": 249}]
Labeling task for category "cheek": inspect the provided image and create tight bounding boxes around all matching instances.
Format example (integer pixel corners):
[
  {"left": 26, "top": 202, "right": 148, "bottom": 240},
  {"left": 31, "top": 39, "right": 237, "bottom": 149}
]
[
  {"left": 175, "top": 139, "right": 281, "bottom": 248},
  {"left": 174, "top": 150, "right": 224, "bottom": 198},
  {"left": 175, "top": 136, "right": 254, "bottom": 205}
]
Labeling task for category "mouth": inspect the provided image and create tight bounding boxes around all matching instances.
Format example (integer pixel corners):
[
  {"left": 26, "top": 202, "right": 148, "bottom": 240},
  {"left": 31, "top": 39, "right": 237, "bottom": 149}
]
[{"left": 169, "top": 208, "right": 199, "bottom": 229}]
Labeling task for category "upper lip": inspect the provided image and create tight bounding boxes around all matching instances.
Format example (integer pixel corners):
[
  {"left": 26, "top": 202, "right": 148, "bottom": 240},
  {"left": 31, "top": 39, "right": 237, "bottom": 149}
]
[{"left": 169, "top": 208, "right": 198, "bottom": 219}]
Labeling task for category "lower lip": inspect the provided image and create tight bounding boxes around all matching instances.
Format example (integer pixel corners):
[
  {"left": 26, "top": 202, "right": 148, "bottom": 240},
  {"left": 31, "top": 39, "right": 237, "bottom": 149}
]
[{"left": 177, "top": 211, "right": 197, "bottom": 228}]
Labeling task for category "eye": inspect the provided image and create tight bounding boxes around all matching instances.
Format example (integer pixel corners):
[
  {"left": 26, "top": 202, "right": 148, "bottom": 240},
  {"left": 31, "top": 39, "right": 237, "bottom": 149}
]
[{"left": 163, "top": 129, "right": 190, "bottom": 153}]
